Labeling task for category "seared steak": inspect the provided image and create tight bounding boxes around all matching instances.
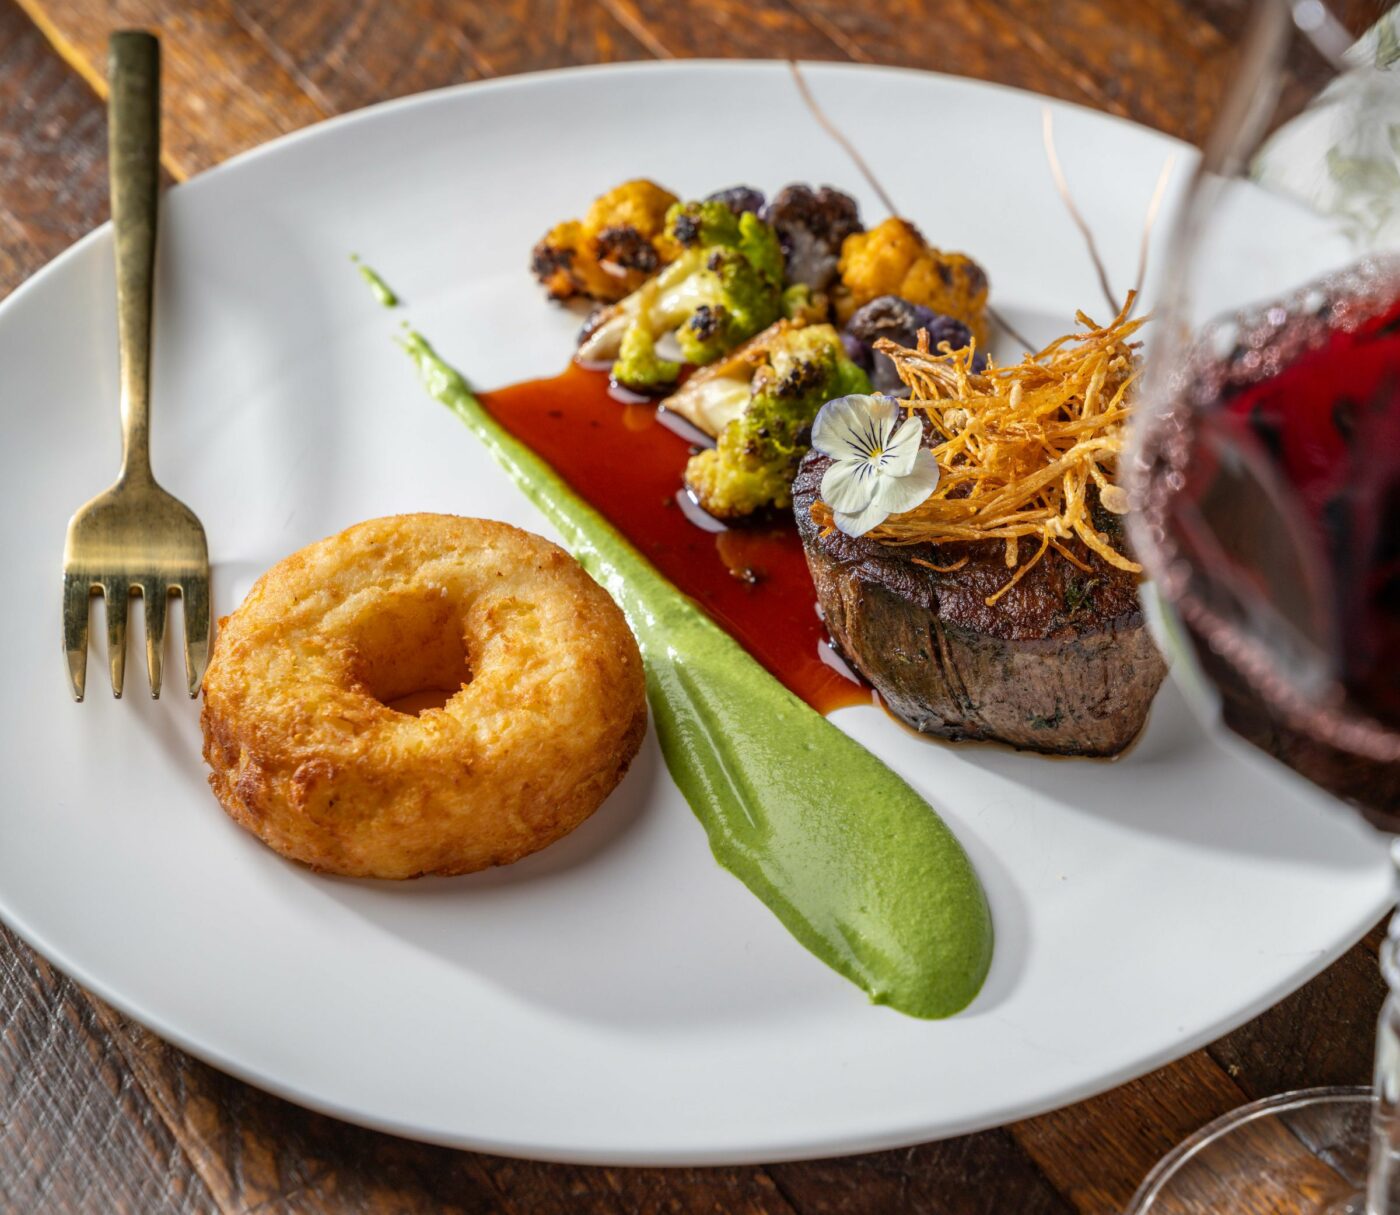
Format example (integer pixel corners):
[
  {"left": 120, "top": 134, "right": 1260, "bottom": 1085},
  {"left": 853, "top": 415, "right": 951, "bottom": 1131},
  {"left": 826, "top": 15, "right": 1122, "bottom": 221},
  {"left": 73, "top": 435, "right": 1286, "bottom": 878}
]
[{"left": 793, "top": 453, "right": 1168, "bottom": 756}]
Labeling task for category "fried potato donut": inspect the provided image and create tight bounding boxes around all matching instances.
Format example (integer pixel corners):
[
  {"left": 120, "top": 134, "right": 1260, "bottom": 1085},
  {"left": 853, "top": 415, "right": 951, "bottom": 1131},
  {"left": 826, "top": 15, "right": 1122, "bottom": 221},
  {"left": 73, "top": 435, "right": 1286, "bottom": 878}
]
[{"left": 200, "top": 514, "right": 647, "bottom": 879}]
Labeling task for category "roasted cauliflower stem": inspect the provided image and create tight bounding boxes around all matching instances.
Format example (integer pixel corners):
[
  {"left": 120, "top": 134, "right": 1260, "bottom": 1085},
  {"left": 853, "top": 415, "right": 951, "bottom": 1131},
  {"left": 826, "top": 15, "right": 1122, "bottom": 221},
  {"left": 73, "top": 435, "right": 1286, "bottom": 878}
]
[
  {"left": 682, "top": 323, "right": 871, "bottom": 521},
  {"left": 835, "top": 218, "right": 989, "bottom": 345},
  {"left": 530, "top": 179, "right": 680, "bottom": 303},
  {"left": 762, "top": 185, "right": 863, "bottom": 294},
  {"left": 580, "top": 199, "right": 786, "bottom": 390}
]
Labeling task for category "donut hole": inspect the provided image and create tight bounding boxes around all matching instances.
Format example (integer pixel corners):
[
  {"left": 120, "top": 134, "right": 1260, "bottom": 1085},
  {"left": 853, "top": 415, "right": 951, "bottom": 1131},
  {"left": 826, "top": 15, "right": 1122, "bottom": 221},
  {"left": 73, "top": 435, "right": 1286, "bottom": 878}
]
[{"left": 351, "top": 591, "right": 472, "bottom": 716}]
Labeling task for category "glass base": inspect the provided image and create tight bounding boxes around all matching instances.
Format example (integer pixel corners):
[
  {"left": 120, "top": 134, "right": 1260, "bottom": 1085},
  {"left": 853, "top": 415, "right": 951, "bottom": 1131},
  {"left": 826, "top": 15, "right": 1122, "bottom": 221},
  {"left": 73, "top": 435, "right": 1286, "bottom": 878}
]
[{"left": 1126, "top": 1087, "right": 1373, "bottom": 1214}]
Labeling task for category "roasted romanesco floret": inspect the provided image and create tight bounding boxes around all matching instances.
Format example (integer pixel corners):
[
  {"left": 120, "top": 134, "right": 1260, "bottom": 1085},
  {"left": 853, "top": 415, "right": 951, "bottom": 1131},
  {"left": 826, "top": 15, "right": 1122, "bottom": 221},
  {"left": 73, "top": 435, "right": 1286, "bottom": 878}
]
[
  {"left": 530, "top": 179, "right": 680, "bottom": 303},
  {"left": 680, "top": 322, "right": 871, "bottom": 521},
  {"left": 613, "top": 322, "right": 680, "bottom": 392},
  {"left": 781, "top": 282, "right": 829, "bottom": 325},
  {"left": 660, "top": 199, "right": 785, "bottom": 364},
  {"left": 578, "top": 199, "right": 786, "bottom": 390},
  {"left": 834, "top": 217, "right": 989, "bottom": 346}
]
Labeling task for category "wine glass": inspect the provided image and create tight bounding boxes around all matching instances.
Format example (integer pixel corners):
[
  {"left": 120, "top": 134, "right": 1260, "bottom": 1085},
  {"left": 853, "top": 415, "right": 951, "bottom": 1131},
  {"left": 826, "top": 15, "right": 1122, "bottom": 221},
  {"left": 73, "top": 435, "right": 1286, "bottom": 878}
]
[{"left": 1123, "top": 1, "right": 1400, "bottom": 1211}]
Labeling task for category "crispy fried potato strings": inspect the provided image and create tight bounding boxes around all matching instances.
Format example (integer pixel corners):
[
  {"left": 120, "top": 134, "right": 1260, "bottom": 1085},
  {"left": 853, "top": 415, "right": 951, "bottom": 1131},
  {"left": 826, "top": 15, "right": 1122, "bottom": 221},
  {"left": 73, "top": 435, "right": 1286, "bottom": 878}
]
[{"left": 811, "top": 295, "right": 1146, "bottom": 606}]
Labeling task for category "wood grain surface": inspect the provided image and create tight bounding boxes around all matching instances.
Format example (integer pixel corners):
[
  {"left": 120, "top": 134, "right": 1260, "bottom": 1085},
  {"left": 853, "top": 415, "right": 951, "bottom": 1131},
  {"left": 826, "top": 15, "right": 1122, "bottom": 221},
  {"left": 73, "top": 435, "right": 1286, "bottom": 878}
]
[{"left": 0, "top": 0, "right": 1392, "bottom": 1210}]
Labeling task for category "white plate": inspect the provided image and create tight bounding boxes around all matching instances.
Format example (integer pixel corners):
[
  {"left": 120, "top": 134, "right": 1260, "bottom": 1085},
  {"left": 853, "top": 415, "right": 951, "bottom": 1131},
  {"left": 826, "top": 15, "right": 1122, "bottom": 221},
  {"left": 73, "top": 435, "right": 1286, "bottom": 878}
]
[{"left": 0, "top": 61, "right": 1390, "bottom": 1165}]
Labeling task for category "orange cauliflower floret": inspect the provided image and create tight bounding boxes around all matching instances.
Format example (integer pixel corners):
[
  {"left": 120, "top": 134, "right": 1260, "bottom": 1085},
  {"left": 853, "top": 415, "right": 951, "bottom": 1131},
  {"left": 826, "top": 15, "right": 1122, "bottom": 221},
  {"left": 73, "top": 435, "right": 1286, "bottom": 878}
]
[
  {"left": 835, "top": 217, "right": 989, "bottom": 346},
  {"left": 531, "top": 179, "right": 681, "bottom": 303}
]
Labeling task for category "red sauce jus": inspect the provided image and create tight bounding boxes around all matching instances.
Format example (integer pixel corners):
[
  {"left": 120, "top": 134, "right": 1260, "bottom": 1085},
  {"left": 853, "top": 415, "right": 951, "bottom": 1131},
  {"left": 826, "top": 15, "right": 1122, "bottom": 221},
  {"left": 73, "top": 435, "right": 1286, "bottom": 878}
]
[{"left": 478, "top": 363, "right": 867, "bottom": 714}]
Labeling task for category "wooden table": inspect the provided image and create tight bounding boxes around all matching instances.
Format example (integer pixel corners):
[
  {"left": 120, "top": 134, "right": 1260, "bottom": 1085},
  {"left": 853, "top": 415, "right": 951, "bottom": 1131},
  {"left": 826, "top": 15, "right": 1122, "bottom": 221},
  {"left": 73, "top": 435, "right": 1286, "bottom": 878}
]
[{"left": 0, "top": 1, "right": 1390, "bottom": 1210}]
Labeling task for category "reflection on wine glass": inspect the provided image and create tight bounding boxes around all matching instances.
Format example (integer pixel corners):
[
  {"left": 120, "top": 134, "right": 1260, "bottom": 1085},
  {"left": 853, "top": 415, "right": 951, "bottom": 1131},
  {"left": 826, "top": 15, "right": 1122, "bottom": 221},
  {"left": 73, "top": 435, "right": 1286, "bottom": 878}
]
[{"left": 1124, "top": 1, "right": 1400, "bottom": 1210}]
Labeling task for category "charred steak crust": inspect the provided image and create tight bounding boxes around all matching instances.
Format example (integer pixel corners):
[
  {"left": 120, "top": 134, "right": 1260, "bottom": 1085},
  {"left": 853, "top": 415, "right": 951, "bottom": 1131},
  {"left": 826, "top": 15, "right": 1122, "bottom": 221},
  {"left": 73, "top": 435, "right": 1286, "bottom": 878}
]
[{"left": 793, "top": 453, "right": 1168, "bottom": 756}]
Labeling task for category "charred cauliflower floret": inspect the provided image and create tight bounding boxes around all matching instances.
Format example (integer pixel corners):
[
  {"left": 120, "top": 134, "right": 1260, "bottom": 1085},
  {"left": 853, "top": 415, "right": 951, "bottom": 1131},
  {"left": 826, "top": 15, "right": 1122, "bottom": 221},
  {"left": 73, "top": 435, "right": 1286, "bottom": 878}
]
[
  {"left": 844, "top": 296, "right": 986, "bottom": 394},
  {"left": 579, "top": 199, "right": 786, "bottom": 391},
  {"left": 678, "top": 322, "right": 871, "bottom": 521},
  {"left": 706, "top": 185, "right": 766, "bottom": 217},
  {"left": 835, "top": 218, "right": 989, "bottom": 345},
  {"left": 761, "top": 184, "right": 863, "bottom": 294},
  {"left": 530, "top": 179, "right": 680, "bottom": 303}
]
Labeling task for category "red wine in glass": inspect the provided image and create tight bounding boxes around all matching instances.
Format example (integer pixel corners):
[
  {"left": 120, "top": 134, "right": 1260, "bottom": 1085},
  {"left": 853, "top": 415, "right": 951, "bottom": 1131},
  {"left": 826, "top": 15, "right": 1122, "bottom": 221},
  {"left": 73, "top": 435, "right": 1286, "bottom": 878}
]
[{"left": 1135, "top": 256, "right": 1400, "bottom": 826}]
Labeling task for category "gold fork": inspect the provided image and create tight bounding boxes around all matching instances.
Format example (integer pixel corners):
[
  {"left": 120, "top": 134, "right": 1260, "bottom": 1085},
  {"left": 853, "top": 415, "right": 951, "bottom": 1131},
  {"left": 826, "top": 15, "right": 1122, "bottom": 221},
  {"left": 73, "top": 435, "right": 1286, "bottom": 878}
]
[{"left": 62, "top": 31, "right": 210, "bottom": 702}]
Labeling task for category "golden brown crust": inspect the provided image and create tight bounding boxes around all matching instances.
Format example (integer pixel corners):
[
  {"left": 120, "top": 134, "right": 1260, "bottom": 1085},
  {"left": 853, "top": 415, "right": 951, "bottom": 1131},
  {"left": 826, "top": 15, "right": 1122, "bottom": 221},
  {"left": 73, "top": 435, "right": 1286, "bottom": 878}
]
[{"left": 200, "top": 514, "right": 647, "bottom": 879}]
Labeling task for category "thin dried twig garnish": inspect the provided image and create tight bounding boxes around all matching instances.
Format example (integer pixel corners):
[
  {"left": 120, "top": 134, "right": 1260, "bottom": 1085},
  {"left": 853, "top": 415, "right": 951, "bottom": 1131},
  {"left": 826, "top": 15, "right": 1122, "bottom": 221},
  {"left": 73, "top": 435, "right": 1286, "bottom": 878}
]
[
  {"left": 1130, "top": 153, "right": 1176, "bottom": 313},
  {"left": 788, "top": 60, "right": 900, "bottom": 217},
  {"left": 811, "top": 296, "right": 1146, "bottom": 605},
  {"left": 1042, "top": 107, "right": 1118, "bottom": 315}
]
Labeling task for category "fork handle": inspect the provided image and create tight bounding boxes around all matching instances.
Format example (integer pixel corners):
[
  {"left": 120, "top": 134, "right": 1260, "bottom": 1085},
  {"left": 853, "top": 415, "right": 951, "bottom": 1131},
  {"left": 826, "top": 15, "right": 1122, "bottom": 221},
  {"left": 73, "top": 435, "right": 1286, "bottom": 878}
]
[{"left": 108, "top": 32, "right": 160, "bottom": 485}]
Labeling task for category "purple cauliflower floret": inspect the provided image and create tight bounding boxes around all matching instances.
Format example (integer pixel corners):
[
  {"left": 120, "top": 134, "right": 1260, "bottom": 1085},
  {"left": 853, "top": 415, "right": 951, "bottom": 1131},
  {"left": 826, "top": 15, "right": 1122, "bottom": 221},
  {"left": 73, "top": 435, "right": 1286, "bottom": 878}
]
[
  {"left": 706, "top": 186, "right": 766, "bottom": 217},
  {"left": 840, "top": 329, "right": 871, "bottom": 372},
  {"left": 844, "top": 295, "right": 986, "bottom": 395},
  {"left": 760, "top": 185, "right": 862, "bottom": 293}
]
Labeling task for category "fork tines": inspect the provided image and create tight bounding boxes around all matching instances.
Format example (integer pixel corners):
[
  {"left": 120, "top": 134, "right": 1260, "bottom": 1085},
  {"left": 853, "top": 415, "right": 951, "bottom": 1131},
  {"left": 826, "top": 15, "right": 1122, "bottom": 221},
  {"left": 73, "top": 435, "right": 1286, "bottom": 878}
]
[{"left": 63, "top": 571, "right": 210, "bottom": 701}]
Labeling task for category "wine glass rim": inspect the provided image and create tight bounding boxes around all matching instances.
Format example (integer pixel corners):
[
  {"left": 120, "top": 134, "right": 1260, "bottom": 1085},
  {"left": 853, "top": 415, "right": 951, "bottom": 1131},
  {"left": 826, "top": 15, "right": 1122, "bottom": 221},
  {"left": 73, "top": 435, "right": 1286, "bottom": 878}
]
[{"left": 1125, "top": 1085, "right": 1371, "bottom": 1212}]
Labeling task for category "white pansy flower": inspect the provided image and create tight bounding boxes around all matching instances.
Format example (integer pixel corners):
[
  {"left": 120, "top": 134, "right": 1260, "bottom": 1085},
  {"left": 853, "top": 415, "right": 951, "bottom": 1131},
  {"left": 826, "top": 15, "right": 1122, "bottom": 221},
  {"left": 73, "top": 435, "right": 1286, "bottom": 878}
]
[{"left": 811, "top": 394, "right": 941, "bottom": 537}]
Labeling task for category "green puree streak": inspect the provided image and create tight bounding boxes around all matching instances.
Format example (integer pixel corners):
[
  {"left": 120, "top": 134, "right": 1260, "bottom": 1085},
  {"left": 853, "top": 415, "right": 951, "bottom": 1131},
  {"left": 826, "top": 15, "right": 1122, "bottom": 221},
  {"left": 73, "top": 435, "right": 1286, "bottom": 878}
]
[
  {"left": 351, "top": 256, "right": 400, "bottom": 307},
  {"left": 400, "top": 330, "right": 993, "bottom": 1018}
]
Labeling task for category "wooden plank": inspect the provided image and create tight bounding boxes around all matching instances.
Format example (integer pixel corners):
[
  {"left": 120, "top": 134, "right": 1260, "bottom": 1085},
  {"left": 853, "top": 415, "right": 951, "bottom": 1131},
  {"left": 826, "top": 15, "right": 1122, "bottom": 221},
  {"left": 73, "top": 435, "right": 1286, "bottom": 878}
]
[
  {"left": 789, "top": 0, "right": 1375, "bottom": 145},
  {"left": 482, "top": 1157, "right": 798, "bottom": 1215},
  {"left": 1210, "top": 922, "right": 1388, "bottom": 1096},
  {"left": 10, "top": 0, "right": 657, "bottom": 181},
  {"left": 963, "top": 0, "right": 1226, "bottom": 142},
  {"left": 12, "top": 0, "right": 1290, "bottom": 186},
  {"left": 92, "top": 1005, "right": 800, "bottom": 1215},
  {"left": 596, "top": 0, "right": 843, "bottom": 60},
  {"left": 225, "top": 0, "right": 654, "bottom": 117},
  {"left": 88, "top": 1007, "right": 519, "bottom": 1215},
  {"left": 11, "top": 0, "right": 328, "bottom": 177},
  {"left": 0, "top": 0, "right": 110, "bottom": 295},
  {"left": 769, "top": 1128, "right": 1077, "bottom": 1215},
  {"left": 965, "top": 0, "right": 1230, "bottom": 142},
  {"left": 1183, "top": 0, "right": 1387, "bottom": 127},
  {"left": 1013, "top": 1050, "right": 1248, "bottom": 1215},
  {"left": 783, "top": 0, "right": 1123, "bottom": 115},
  {"left": 0, "top": 925, "right": 217, "bottom": 1213},
  {"left": 1187, "top": 0, "right": 1388, "bottom": 46}
]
